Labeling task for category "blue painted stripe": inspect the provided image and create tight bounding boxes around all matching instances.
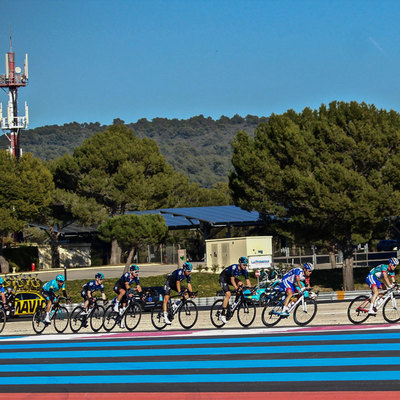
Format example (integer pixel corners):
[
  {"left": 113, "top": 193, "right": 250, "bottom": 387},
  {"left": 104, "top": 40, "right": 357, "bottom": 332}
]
[
  {"left": 2, "top": 332, "right": 400, "bottom": 350},
  {"left": 1, "top": 357, "right": 399, "bottom": 373},
  {"left": 0, "top": 370, "right": 399, "bottom": 385},
  {"left": 2, "top": 343, "right": 400, "bottom": 359}
]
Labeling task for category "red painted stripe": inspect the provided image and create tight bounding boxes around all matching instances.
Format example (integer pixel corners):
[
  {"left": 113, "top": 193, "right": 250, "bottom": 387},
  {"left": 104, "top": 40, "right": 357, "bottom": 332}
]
[{"left": 1, "top": 392, "right": 400, "bottom": 400}]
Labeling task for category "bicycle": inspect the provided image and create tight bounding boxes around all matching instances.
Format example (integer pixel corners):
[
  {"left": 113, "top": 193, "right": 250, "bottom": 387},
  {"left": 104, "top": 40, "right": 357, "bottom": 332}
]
[
  {"left": 69, "top": 297, "right": 106, "bottom": 333},
  {"left": 261, "top": 288, "right": 318, "bottom": 327},
  {"left": 103, "top": 293, "right": 142, "bottom": 332},
  {"left": 32, "top": 296, "right": 70, "bottom": 334},
  {"left": 151, "top": 290, "right": 198, "bottom": 330},
  {"left": 347, "top": 285, "right": 400, "bottom": 324},
  {"left": 210, "top": 287, "right": 257, "bottom": 328}
]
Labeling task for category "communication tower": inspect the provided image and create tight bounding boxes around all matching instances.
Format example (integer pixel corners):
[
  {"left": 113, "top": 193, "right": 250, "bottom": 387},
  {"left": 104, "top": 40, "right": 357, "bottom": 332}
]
[{"left": 0, "top": 37, "right": 29, "bottom": 159}]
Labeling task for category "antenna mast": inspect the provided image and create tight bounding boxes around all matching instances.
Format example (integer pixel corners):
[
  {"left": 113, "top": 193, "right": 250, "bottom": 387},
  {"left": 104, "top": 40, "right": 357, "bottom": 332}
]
[{"left": 0, "top": 35, "right": 29, "bottom": 159}]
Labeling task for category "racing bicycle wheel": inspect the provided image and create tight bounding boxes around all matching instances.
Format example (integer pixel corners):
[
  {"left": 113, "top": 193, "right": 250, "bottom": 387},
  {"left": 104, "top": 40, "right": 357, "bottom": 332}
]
[
  {"left": 0, "top": 309, "right": 6, "bottom": 334},
  {"left": 32, "top": 308, "right": 47, "bottom": 334},
  {"left": 210, "top": 299, "right": 225, "bottom": 328},
  {"left": 237, "top": 299, "right": 256, "bottom": 327},
  {"left": 382, "top": 294, "right": 400, "bottom": 323},
  {"left": 70, "top": 306, "right": 86, "bottom": 333},
  {"left": 151, "top": 303, "right": 167, "bottom": 330},
  {"left": 54, "top": 306, "right": 70, "bottom": 333},
  {"left": 178, "top": 300, "right": 198, "bottom": 329},
  {"left": 293, "top": 298, "right": 317, "bottom": 326},
  {"left": 103, "top": 305, "right": 118, "bottom": 331},
  {"left": 125, "top": 302, "right": 142, "bottom": 331},
  {"left": 261, "top": 300, "right": 283, "bottom": 327},
  {"left": 347, "top": 295, "right": 370, "bottom": 324},
  {"left": 90, "top": 304, "right": 105, "bottom": 332}
]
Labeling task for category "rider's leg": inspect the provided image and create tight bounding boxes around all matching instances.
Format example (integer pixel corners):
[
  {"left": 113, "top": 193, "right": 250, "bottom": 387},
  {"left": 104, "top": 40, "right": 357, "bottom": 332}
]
[
  {"left": 114, "top": 288, "right": 125, "bottom": 311},
  {"left": 163, "top": 291, "right": 172, "bottom": 324},
  {"left": 45, "top": 299, "right": 52, "bottom": 323},
  {"left": 369, "top": 285, "right": 379, "bottom": 314}
]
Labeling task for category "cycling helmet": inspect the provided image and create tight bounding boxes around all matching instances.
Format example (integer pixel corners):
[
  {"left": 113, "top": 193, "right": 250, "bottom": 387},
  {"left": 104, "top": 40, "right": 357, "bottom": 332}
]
[
  {"left": 182, "top": 262, "right": 193, "bottom": 272},
  {"left": 6, "top": 287, "right": 12, "bottom": 293},
  {"left": 238, "top": 256, "right": 248, "bottom": 265},
  {"left": 56, "top": 274, "right": 65, "bottom": 282},
  {"left": 0, "top": 277, "right": 3, "bottom": 285},
  {"left": 303, "top": 262, "right": 314, "bottom": 271},
  {"left": 95, "top": 272, "right": 104, "bottom": 279},
  {"left": 389, "top": 257, "right": 399, "bottom": 266},
  {"left": 129, "top": 264, "right": 139, "bottom": 272}
]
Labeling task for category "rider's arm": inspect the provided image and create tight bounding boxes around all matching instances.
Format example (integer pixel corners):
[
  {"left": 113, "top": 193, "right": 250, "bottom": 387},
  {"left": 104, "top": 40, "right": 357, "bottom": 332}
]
[
  {"left": 137, "top": 284, "right": 143, "bottom": 294},
  {"left": 1, "top": 293, "right": 5, "bottom": 305},
  {"left": 382, "top": 271, "right": 392, "bottom": 288},
  {"left": 176, "top": 280, "right": 181, "bottom": 293},
  {"left": 245, "top": 278, "right": 251, "bottom": 287},
  {"left": 230, "top": 276, "right": 238, "bottom": 290},
  {"left": 188, "top": 283, "right": 193, "bottom": 293}
]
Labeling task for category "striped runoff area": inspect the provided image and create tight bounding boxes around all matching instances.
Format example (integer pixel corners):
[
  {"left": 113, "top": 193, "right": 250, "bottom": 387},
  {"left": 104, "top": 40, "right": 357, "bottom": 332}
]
[{"left": 0, "top": 325, "right": 400, "bottom": 399}]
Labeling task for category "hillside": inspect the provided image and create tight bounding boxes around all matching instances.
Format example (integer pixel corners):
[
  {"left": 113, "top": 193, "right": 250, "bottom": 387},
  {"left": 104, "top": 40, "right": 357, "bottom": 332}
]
[{"left": 0, "top": 114, "right": 267, "bottom": 187}]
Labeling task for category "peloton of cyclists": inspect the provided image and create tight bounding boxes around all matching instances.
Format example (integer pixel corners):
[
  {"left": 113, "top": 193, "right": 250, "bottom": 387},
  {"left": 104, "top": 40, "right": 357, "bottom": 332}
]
[
  {"left": 41, "top": 275, "right": 70, "bottom": 324},
  {"left": 218, "top": 256, "right": 252, "bottom": 324},
  {"left": 81, "top": 272, "right": 108, "bottom": 312},
  {"left": 279, "top": 262, "right": 314, "bottom": 317},
  {"left": 113, "top": 264, "right": 144, "bottom": 313},
  {"left": 162, "top": 262, "right": 194, "bottom": 325},
  {"left": 366, "top": 257, "right": 399, "bottom": 315}
]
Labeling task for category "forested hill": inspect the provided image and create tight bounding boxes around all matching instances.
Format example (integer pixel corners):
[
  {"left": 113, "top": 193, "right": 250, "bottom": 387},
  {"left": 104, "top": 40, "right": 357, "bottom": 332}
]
[{"left": 0, "top": 114, "right": 267, "bottom": 187}]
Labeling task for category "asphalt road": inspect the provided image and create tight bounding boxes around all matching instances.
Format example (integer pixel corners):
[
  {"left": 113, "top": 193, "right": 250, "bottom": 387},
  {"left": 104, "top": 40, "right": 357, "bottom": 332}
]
[{"left": 2, "top": 300, "right": 395, "bottom": 337}]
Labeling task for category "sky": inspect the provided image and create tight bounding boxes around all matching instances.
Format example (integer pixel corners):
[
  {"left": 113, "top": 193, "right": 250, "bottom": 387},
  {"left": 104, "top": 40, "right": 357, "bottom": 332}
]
[{"left": 1, "top": 0, "right": 400, "bottom": 129}]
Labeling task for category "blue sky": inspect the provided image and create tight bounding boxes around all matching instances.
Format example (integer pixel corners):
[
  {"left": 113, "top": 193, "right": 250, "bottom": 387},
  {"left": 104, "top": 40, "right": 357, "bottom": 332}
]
[{"left": 1, "top": 0, "right": 400, "bottom": 129}]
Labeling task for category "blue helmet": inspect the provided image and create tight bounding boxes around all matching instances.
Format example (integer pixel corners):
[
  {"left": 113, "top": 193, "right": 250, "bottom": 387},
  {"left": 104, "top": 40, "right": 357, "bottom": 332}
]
[
  {"left": 389, "top": 257, "right": 399, "bottom": 266},
  {"left": 95, "top": 272, "right": 104, "bottom": 279},
  {"left": 303, "top": 262, "right": 314, "bottom": 271},
  {"left": 129, "top": 264, "right": 139, "bottom": 272},
  {"left": 182, "top": 262, "right": 193, "bottom": 272},
  {"left": 56, "top": 274, "right": 65, "bottom": 282},
  {"left": 238, "top": 256, "right": 248, "bottom": 265}
]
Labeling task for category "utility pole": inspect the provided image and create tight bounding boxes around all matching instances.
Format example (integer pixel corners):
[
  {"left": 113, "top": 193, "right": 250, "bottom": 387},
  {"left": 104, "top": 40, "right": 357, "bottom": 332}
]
[{"left": 0, "top": 35, "right": 29, "bottom": 159}]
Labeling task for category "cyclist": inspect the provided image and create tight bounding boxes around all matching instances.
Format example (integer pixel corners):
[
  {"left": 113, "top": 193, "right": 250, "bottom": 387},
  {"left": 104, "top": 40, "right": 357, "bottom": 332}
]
[
  {"left": 366, "top": 257, "right": 399, "bottom": 315},
  {"left": 279, "top": 262, "right": 314, "bottom": 317},
  {"left": 81, "top": 272, "right": 107, "bottom": 312},
  {"left": 0, "top": 277, "right": 6, "bottom": 309},
  {"left": 162, "top": 262, "right": 194, "bottom": 325},
  {"left": 5, "top": 287, "right": 15, "bottom": 316},
  {"left": 113, "top": 264, "right": 143, "bottom": 313},
  {"left": 41, "top": 275, "right": 69, "bottom": 323},
  {"left": 218, "top": 256, "right": 252, "bottom": 324}
]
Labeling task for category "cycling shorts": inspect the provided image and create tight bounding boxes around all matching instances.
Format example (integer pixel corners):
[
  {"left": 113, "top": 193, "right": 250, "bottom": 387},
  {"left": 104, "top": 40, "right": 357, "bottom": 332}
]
[
  {"left": 163, "top": 279, "right": 178, "bottom": 296},
  {"left": 366, "top": 274, "right": 382, "bottom": 289},
  {"left": 219, "top": 277, "right": 240, "bottom": 293},
  {"left": 280, "top": 280, "right": 295, "bottom": 293},
  {"left": 41, "top": 290, "right": 55, "bottom": 302}
]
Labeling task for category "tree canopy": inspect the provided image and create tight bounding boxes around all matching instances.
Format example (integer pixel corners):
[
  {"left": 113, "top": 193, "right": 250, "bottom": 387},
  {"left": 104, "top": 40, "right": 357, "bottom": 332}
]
[{"left": 230, "top": 101, "right": 400, "bottom": 289}]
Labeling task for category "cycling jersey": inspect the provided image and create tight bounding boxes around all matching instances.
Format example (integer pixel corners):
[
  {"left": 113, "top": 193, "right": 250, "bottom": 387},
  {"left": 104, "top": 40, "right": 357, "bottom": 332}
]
[
  {"left": 82, "top": 280, "right": 104, "bottom": 294},
  {"left": 0, "top": 287, "right": 4, "bottom": 294},
  {"left": 280, "top": 268, "right": 309, "bottom": 292},
  {"left": 168, "top": 269, "right": 191, "bottom": 284},
  {"left": 366, "top": 264, "right": 394, "bottom": 289},
  {"left": 42, "top": 279, "right": 65, "bottom": 293},
  {"left": 117, "top": 272, "right": 140, "bottom": 287},
  {"left": 219, "top": 264, "right": 249, "bottom": 282},
  {"left": 81, "top": 280, "right": 104, "bottom": 299},
  {"left": 369, "top": 264, "right": 394, "bottom": 280}
]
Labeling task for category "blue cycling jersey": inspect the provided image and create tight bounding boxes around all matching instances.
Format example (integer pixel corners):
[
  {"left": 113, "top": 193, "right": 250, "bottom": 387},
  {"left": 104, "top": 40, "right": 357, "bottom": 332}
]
[
  {"left": 282, "top": 268, "right": 307, "bottom": 284},
  {"left": 169, "top": 269, "right": 191, "bottom": 284},
  {"left": 0, "top": 286, "right": 4, "bottom": 294},
  {"left": 220, "top": 264, "right": 249, "bottom": 280},
  {"left": 42, "top": 279, "right": 65, "bottom": 293},
  {"left": 82, "top": 280, "right": 104, "bottom": 293},
  {"left": 118, "top": 272, "right": 140, "bottom": 287}
]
